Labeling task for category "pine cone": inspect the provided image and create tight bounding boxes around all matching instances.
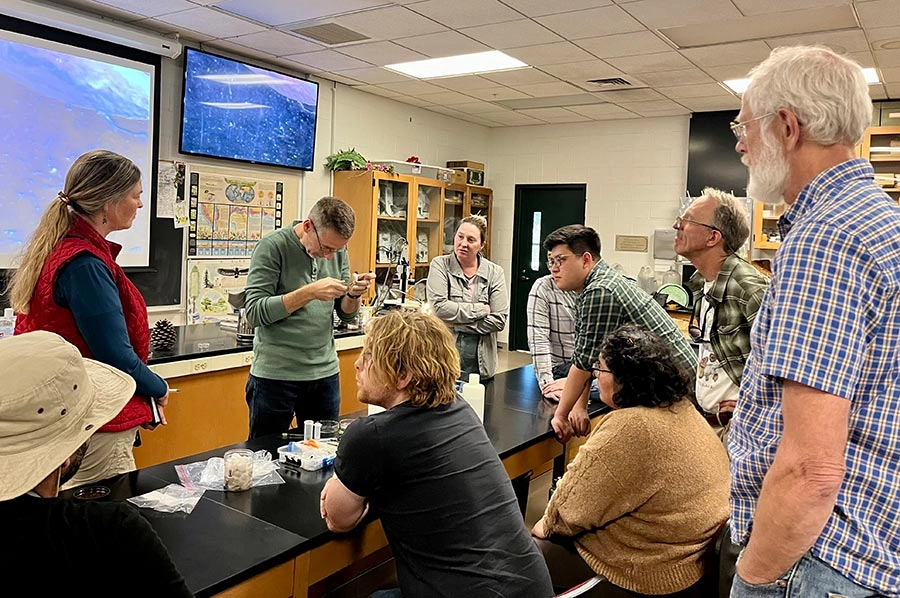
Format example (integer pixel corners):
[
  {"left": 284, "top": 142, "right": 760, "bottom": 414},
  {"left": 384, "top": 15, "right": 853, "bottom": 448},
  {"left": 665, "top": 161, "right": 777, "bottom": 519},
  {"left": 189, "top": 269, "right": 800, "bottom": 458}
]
[{"left": 150, "top": 319, "right": 178, "bottom": 351}]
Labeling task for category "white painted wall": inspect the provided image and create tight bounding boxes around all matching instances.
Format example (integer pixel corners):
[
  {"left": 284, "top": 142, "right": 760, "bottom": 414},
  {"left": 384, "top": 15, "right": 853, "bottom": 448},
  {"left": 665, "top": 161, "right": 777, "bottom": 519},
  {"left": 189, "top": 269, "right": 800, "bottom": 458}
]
[{"left": 486, "top": 116, "right": 691, "bottom": 343}]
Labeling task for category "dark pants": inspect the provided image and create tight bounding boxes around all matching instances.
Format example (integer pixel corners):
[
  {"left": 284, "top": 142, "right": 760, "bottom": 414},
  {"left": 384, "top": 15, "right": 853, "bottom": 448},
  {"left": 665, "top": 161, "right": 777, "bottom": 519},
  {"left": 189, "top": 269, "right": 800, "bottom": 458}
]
[
  {"left": 535, "top": 537, "right": 706, "bottom": 598},
  {"left": 245, "top": 373, "right": 341, "bottom": 440}
]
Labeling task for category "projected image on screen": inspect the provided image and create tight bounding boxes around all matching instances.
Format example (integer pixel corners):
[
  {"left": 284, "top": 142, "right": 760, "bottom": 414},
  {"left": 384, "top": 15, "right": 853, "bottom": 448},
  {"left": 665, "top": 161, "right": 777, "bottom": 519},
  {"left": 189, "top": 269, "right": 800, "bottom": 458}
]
[
  {"left": 0, "top": 29, "right": 154, "bottom": 269},
  {"left": 180, "top": 48, "right": 318, "bottom": 171}
]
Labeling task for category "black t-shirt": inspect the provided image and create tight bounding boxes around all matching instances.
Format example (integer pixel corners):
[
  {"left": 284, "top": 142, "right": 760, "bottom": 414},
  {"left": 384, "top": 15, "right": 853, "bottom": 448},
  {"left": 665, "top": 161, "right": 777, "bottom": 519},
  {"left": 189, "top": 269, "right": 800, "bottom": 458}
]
[
  {"left": 335, "top": 397, "right": 553, "bottom": 598},
  {"left": 0, "top": 495, "right": 194, "bottom": 597}
]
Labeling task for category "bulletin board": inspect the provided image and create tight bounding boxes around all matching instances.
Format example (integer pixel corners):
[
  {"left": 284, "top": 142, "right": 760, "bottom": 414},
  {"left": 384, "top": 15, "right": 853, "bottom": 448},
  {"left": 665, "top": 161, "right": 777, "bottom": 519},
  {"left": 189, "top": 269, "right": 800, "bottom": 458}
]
[{"left": 188, "top": 169, "right": 283, "bottom": 257}]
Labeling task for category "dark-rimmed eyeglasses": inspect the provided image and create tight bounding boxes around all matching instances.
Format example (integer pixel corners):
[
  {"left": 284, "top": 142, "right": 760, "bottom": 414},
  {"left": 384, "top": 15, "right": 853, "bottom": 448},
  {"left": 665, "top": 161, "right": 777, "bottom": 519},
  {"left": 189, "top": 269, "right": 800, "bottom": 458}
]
[
  {"left": 674, "top": 216, "right": 721, "bottom": 233},
  {"left": 546, "top": 253, "right": 577, "bottom": 270},
  {"left": 310, "top": 219, "right": 342, "bottom": 254},
  {"left": 729, "top": 112, "right": 775, "bottom": 141},
  {"left": 590, "top": 362, "right": 612, "bottom": 378}
]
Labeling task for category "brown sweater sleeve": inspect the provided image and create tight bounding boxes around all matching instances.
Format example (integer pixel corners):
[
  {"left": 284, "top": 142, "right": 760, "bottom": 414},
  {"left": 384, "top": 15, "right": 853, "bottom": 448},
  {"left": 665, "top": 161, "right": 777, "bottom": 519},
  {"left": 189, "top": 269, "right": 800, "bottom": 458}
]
[{"left": 543, "top": 410, "right": 661, "bottom": 537}]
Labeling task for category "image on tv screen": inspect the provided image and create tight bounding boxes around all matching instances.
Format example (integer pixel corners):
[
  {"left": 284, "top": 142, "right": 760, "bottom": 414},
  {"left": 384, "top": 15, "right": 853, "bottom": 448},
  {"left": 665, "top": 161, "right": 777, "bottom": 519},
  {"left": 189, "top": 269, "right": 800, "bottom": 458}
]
[
  {"left": 180, "top": 48, "right": 318, "bottom": 171},
  {"left": 0, "top": 28, "right": 155, "bottom": 269}
]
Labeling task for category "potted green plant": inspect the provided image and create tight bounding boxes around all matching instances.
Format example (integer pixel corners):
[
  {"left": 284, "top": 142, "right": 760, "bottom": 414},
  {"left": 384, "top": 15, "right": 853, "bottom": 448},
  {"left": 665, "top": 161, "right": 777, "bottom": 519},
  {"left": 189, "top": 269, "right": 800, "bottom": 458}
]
[{"left": 324, "top": 148, "right": 367, "bottom": 171}]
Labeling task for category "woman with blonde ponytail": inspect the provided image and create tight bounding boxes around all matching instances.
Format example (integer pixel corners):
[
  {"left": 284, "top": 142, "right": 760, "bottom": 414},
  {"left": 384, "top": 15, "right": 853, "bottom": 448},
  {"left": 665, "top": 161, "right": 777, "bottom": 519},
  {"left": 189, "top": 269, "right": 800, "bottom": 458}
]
[{"left": 10, "top": 150, "right": 170, "bottom": 489}]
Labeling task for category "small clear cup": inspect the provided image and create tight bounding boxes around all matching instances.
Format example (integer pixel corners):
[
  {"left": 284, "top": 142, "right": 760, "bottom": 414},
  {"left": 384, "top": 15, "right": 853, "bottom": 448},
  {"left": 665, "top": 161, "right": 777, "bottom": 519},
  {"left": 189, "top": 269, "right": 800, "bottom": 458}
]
[
  {"left": 319, "top": 419, "right": 339, "bottom": 439},
  {"left": 223, "top": 448, "right": 253, "bottom": 491}
]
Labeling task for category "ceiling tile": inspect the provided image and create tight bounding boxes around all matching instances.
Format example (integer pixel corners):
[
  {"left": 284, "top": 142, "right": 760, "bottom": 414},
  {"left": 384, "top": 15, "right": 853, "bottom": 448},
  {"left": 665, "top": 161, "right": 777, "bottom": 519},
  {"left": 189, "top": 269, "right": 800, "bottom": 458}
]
[
  {"left": 131, "top": 17, "right": 214, "bottom": 41},
  {"left": 869, "top": 84, "right": 888, "bottom": 99},
  {"left": 868, "top": 26, "right": 900, "bottom": 50},
  {"left": 450, "top": 101, "right": 509, "bottom": 114},
  {"left": 377, "top": 79, "right": 447, "bottom": 94},
  {"left": 516, "top": 107, "right": 592, "bottom": 122},
  {"left": 732, "top": 0, "right": 852, "bottom": 16},
  {"left": 355, "top": 85, "right": 406, "bottom": 98},
  {"left": 504, "top": 42, "right": 597, "bottom": 66},
  {"left": 703, "top": 62, "right": 761, "bottom": 81},
  {"left": 430, "top": 75, "right": 499, "bottom": 91},
  {"left": 410, "top": 90, "right": 477, "bottom": 105},
  {"left": 536, "top": 6, "right": 644, "bottom": 40},
  {"left": 226, "top": 30, "right": 323, "bottom": 56},
  {"left": 95, "top": 0, "right": 195, "bottom": 18},
  {"left": 483, "top": 111, "right": 545, "bottom": 125},
  {"left": 639, "top": 109, "right": 691, "bottom": 117},
  {"left": 336, "top": 41, "right": 427, "bottom": 65},
  {"left": 316, "top": 72, "right": 365, "bottom": 86},
  {"left": 205, "top": 39, "right": 280, "bottom": 62},
  {"left": 498, "top": 0, "right": 613, "bottom": 18},
  {"left": 515, "top": 81, "right": 584, "bottom": 97},
  {"left": 212, "top": 0, "right": 390, "bottom": 27},
  {"left": 766, "top": 29, "right": 870, "bottom": 54},
  {"left": 616, "top": 99, "right": 690, "bottom": 115},
  {"left": 848, "top": 51, "right": 876, "bottom": 68},
  {"left": 885, "top": 82, "right": 900, "bottom": 97},
  {"left": 593, "top": 88, "right": 665, "bottom": 101},
  {"left": 156, "top": 7, "right": 266, "bottom": 37},
  {"left": 539, "top": 60, "right": 624, "bottom": 81},
  {"left": 465, "top": 86, "right": 533, "bottom": 101},
  {"left": 638, "top": 69, "right": 715, "bottom": 86},
  {"left": 606, "top": 51, "right": 694, "bottom": 73},
  {"left": 334, "top": 6, "right": 447, "bottom": 40},
  {"left": 577, "top": 31, "right": 672, "bottom": 58},
  {"left": 426, "top": 105, "right": 470, "bottom": 118},
  {"left": 880, "top": 66, "right": 900, "bottom": 83},
  {"left": 567, "top": 103, "right": 637, "bottom": 118},
  {"left": 876, "top": 48, "right": 900, "bottom": 67},
  {"left": 406, "top": 0, "right": 521, "bottom": 29},
  {"left": 335, "top": 67, "right": 414, "bottom": 84},
  {"left": 460, "top": 19, "right": 563, "bottom": 49},
  {"left": 51, "top": 0, "right": 145, "bottom": 22},
  {"left": 621, "top": 0, "right": 742, "bottom": 29},
  {"left": 856, "top": 0, "right": 900, "bottom": 30},
  {"left": 481, "top": 68, "right": 559, "bottom": 85},
  {"left": 281, "top": 49, "right": 373, "bottom": 71},
  {"left": 680, "top": 41, "right": 772, "bottom": 67},
  {"left": 677, "top": 96, "right": 742, "bottom": 111},
  {"left": 657, "top": 82, "right": 733, "bottom": 99},
  {"left": 393, "top": 31, "right": 490, "bottom": 57},
  {"left": 394, "top": 95, "right": 436, "bottom": 107}
]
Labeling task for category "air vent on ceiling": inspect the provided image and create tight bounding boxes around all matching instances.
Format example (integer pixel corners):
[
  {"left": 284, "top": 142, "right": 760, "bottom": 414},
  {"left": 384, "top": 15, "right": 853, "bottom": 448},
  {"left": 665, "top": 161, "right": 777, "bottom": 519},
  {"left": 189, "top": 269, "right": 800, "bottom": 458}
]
[
  {"left": 290, "top": 22, "right": 370, "bottom": 46},
  {"left": 585, "top": 77, "right": 632, "bottom": 88}
]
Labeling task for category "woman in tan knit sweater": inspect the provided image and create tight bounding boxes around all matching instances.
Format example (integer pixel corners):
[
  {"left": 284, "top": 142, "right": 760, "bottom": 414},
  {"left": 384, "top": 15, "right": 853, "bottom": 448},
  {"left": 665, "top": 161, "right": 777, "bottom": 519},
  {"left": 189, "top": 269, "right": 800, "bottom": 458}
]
[{"left": 532, "top": 325, "right": 730, "bottom": 597}]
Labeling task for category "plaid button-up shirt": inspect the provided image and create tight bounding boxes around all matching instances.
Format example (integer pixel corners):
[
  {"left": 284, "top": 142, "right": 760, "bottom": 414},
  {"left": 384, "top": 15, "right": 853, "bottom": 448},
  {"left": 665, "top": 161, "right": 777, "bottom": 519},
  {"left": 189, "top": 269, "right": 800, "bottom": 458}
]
[
  {"left": 686, "top": 254, "right": 769, "bottom": 390},
  {"left": 731, "top": 159, "right": 900, "bottom": 596},
  {"left": 572, "top": 260, "right": 697, "bottom": 373},
  {"left": 526, "top": 275, "right": 577, "bottom": 387}
]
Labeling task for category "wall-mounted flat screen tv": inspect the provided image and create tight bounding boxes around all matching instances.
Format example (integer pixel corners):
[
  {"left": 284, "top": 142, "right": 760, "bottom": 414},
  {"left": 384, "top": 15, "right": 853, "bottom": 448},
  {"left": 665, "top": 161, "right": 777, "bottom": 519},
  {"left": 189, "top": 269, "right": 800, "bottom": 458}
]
[{"left": 180, "top": 47, "right": 318, "bottom": 171}]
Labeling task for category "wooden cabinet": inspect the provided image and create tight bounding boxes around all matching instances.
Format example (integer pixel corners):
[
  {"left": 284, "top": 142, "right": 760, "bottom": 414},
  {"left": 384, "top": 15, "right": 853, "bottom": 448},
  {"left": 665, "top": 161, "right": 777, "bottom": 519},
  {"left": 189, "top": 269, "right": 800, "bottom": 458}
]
[
  {"left": 335, "top": 171, "right": 493, "bottom": 294},
  {"left": 862, "top": 125, "right": 900, "bottom": 201},
  {"left": 751, "top": 202, "right": 786, "bottom": 250}
]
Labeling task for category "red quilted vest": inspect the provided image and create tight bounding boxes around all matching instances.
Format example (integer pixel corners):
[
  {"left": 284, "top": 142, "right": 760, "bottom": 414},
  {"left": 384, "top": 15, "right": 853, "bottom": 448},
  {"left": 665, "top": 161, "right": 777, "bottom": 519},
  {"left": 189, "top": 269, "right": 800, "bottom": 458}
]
[{"left": 15, "top": 216, "right": 152, "bottom": 432}]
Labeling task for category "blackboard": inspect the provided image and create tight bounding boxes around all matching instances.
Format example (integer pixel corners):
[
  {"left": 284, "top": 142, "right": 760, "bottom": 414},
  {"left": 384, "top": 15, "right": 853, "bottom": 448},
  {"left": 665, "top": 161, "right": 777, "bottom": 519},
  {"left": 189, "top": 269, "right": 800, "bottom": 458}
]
[
  {"left": 126, "top": 209, "right": 184, "bottom": 306},
  {"left": 687, "top": 111, "right": 748, "bottom": 198}
]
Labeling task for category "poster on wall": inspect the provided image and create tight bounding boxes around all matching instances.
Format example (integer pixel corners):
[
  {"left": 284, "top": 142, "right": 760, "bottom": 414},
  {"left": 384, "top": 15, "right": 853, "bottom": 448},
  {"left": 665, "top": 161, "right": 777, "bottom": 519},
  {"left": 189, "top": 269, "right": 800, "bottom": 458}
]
[
  {"left": 188, "top": 170, "right": 283, "bottom": 257},
  {"left": 186, "top": 258, "right": 250, "bottom": 324}
]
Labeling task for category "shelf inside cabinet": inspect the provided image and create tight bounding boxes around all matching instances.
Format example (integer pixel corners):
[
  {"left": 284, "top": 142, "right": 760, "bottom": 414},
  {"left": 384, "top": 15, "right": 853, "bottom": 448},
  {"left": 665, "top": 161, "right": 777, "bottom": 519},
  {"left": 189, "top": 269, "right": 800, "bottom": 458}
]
[
  {"left": 377, "top": 215, "right": 406, "bottom": 221},
  {"left": 416, "top": 218, "right": 440, "bottom": 224},
  {"left": 870, "top": 155, "right": 900, "bottom": 162}
]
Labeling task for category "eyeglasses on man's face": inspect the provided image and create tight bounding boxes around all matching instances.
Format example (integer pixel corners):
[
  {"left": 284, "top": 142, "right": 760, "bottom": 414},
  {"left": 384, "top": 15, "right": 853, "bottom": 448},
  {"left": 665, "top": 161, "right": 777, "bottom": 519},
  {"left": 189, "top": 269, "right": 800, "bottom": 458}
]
[
  {"left": 729, "top": 112, "right": 775, "bottom": 141},
  {"left": 311, "top": 219, "right": 342, "bottom": 254},
  {"left": 590, "top": 362, "right": 612, "bottom": 378},
  {"left": 546, "top": 253, "right": 577, "bottom": 270},
  {"left": 674, "top": 216, "right": 721, "bottom": 233}
]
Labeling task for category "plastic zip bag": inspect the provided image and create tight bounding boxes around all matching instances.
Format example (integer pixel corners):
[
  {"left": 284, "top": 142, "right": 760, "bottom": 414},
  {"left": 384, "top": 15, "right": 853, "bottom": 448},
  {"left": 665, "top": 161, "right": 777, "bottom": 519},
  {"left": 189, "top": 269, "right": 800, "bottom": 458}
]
[
  {"left": 127, "top": 483, "right": 205, "bottom": 514},
  {"left": 175, "top": 449, "right": 285, "bottom": 491}
]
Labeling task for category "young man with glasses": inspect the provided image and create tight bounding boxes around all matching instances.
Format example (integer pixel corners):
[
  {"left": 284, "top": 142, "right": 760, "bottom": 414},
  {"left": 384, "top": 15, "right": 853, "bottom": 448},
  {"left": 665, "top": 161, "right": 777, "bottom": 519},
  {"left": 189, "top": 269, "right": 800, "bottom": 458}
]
[
  {"left": 243, "top": 196, "right": 374, "bottom": 439},
  {"left": 543, "top": 225, "right": 696, "bottom": 443},
  {"left": 729, "top": 47, "right": 900, "bottom": 598},
  {"left": 673, "top": 188, "right": 768, "bottom": 443}
]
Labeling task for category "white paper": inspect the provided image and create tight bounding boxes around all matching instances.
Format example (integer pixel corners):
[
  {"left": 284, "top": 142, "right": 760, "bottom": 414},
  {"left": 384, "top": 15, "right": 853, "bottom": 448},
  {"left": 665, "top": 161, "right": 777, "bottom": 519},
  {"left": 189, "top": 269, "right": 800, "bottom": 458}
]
[{"left": 156, "top": 161, "right": 178, "bottom": 219}]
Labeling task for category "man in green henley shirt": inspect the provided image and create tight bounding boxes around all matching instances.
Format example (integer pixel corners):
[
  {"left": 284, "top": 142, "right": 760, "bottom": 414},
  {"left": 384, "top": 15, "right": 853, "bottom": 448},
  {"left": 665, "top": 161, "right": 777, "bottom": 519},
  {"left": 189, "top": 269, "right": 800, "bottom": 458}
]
[{"left": 244, "top": 196, "right": 373, "bottom": 439}]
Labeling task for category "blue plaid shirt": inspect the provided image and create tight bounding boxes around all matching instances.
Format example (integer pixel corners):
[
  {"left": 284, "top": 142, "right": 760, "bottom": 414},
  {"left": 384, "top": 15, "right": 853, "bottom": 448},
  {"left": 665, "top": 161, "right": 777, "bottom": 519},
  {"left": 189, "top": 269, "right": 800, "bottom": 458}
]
[{"left": 730, "top": 159, "right": 900, "bottom": 596}]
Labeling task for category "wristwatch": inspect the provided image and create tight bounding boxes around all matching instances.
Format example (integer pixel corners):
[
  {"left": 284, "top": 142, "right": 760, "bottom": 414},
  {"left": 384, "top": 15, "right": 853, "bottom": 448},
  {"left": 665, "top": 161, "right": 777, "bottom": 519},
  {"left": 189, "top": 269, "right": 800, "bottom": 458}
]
[{"left": 346, "top": 291, "right": 362, "bottom": 299}]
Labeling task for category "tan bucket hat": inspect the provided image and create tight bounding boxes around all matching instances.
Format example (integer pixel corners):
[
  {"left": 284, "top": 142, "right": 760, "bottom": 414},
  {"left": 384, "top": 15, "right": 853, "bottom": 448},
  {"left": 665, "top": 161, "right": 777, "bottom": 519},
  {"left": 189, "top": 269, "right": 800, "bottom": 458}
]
[{"left": 0, "top": 331, "right": 136, "bottom": 500}]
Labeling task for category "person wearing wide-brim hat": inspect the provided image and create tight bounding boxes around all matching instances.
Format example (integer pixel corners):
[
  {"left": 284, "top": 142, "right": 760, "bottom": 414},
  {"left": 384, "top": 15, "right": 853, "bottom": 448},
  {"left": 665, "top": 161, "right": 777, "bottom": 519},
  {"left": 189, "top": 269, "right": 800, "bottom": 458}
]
[{"left": 0, "top": 331, "right": 193, "bottom": 597}]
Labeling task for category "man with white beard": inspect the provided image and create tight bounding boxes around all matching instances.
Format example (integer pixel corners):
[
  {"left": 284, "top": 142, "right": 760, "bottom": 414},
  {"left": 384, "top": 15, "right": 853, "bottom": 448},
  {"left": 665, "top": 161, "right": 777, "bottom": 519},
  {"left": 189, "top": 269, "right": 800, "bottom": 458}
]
[{"left": 728, "top": 46, "right": 900, "bottom": 598}]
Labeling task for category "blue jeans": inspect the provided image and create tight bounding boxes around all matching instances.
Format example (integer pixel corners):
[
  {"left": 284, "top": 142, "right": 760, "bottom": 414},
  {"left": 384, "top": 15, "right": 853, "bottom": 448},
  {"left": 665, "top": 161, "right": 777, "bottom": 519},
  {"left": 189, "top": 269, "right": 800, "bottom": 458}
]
[
  {"left": 369, "top": 590, "right": 401, "bottom": 598},
  {"left": 730, "top": 553, "right": 881, "bottom": 598},
  {"left": 552, "top": 362, "right": 600, "bottom": 402},
  {"left": 245, "top": 373, "right": 341, "bottom": 440}
]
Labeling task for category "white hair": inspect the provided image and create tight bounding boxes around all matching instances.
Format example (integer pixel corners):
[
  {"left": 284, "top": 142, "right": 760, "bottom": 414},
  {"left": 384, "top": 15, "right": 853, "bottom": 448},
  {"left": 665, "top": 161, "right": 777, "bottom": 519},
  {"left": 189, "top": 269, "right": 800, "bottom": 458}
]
[{"left": 744, "top": 46, "right": 871, "bottom": 147}]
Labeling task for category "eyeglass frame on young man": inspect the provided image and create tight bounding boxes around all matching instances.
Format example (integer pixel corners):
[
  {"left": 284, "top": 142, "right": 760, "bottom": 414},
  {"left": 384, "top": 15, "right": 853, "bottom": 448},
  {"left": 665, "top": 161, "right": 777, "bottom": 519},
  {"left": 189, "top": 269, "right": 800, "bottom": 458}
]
[
  {"left": 590, "top": 362, "right": 612, "bottom": 378},
  {"left": 546, "top": 253, "right": 579, "bottom": 270},
  {"left": 729, "top": 112, "right": 775, "bottom": 141},
  {"left": 310, "top": 219, "right": 343, "bottom": 254},
  {"left": 674, "top": 216, "right": 721, "bottom": 233}
]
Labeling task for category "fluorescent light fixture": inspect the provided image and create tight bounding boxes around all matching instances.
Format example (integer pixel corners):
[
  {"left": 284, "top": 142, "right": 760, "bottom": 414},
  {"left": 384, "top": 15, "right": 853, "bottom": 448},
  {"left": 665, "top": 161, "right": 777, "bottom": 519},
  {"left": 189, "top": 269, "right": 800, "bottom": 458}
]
[
  {"left": 723, "top": 68, "right": 880, "bottom": 94},
  {"left": 386, "top": 51, "right": 528, "bottom": 79}
]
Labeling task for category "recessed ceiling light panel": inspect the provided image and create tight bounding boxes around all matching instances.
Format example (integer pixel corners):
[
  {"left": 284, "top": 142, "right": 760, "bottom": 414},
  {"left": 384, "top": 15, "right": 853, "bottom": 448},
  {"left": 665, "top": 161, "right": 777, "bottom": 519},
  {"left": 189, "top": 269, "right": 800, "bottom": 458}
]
[{"left": 386, "top": 51, "right": 528, "bottom": 79}]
